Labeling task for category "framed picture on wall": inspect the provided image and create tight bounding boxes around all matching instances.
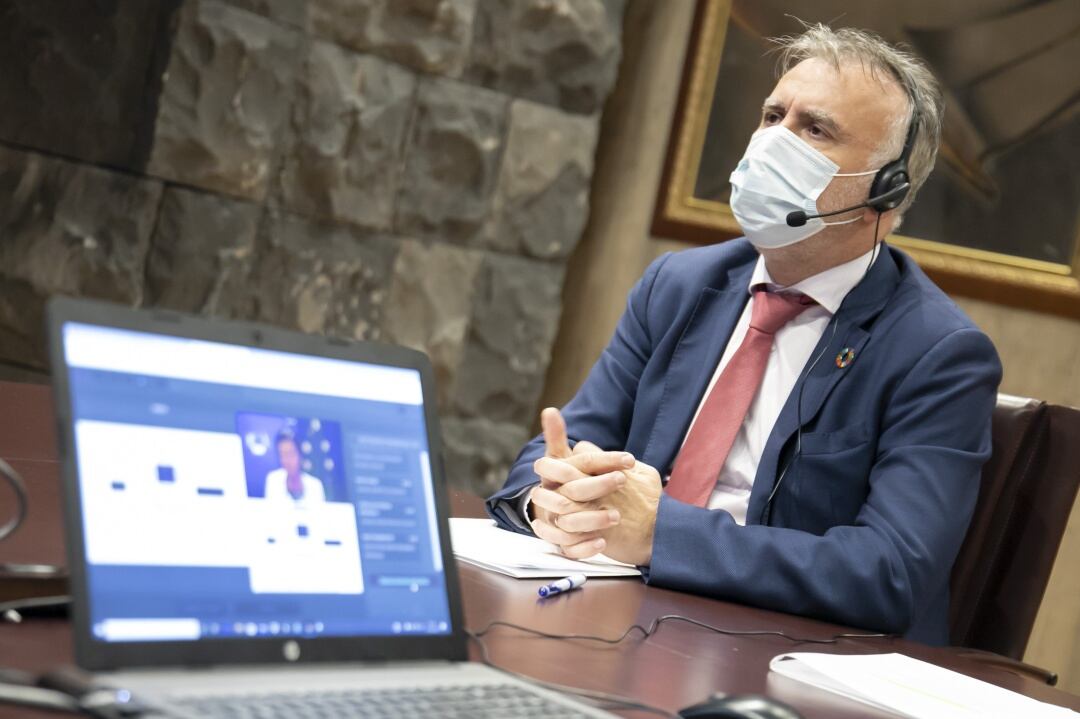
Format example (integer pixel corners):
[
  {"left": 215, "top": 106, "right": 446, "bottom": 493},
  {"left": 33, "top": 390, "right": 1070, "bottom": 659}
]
[{"left": 652, "top": 0, "right": 1080, "bottom": 319}]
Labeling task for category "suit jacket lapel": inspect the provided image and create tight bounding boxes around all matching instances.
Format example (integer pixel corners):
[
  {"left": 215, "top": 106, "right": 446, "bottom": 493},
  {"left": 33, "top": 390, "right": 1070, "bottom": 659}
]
[
  {"left": 643, "top": 260, "right": 756, "bottom": 476},
  {"left": 746, "top": 246, "right": 902, "bottom": 524}
]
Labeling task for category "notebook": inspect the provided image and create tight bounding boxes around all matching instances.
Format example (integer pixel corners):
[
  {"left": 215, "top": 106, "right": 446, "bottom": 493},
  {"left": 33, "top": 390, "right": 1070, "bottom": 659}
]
[
  {"left": 449, "top": 518, "right": 640, "bottom": 579},
  {"left": 47, "top": 297, "right": 614, "bottom": 718},
  {"left": 770, "top": 652, "right": 1079, "bottom": 719}
]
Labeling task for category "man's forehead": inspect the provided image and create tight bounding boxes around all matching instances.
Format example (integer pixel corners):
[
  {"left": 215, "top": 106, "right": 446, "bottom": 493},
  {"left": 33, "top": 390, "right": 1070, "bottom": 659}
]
[
  {"left": 768, "top": 58, "right": 906, "bottom": 132},
  {"left": 780, "top": 56, "right": 905, "bottom": 96}
]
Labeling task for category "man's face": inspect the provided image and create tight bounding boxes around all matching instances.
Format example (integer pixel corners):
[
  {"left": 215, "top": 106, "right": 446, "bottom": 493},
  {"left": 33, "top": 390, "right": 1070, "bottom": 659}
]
[
  {"left": 278, "top": 439, "right": 301, "bottom": 475},
  {"left": 759, "top": 57, "right": 908, "bottom": 214}
]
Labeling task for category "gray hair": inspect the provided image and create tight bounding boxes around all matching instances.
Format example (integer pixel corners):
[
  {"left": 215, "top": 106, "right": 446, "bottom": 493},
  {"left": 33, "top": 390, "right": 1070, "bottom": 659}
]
[{"left": 770, "top": 24, "right": 944, "bottom": 218}]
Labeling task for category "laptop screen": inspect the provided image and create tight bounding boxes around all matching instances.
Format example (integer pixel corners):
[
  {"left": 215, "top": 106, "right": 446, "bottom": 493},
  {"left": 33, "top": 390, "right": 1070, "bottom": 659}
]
[{"left": 61, "top": 322, "right": 453, "bottom": 644}]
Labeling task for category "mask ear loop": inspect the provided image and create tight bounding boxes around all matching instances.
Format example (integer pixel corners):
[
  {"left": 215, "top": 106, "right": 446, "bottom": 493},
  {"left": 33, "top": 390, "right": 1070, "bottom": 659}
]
[
  {"left": 821, "top": 166, "right": 880, "bottom": 225},
  {"left": 833, "top": 168, "right": 880, "bottom": 177},
  {"left": 822, "top": 215, "right": 862, "bottom": 227}
]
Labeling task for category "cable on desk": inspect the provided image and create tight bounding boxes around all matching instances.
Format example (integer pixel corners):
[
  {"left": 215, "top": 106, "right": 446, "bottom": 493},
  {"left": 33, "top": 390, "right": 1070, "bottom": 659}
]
[
  {"left": 0, "top": 457, "right": 28, "bottom": 543},
  {"left": 471, "top": 614, "right": 893, "bottom": 648},
  {"left": 466, "top": 629, "right": 679, "bottom": 718},
  {"left": 466, "top": 617, "right": 892, "bottom": 717}
]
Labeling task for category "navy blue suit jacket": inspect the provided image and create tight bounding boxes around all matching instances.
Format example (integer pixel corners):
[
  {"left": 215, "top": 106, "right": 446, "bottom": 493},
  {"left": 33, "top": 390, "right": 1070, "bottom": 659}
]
[{"left": 487, "top": 240, "right": 1002, "bottom": 645}]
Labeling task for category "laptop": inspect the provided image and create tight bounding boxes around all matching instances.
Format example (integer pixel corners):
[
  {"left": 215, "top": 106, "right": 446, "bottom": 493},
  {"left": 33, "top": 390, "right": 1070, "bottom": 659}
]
[{"left": 47, "top": 297, "right": 614, "bottom": 718}]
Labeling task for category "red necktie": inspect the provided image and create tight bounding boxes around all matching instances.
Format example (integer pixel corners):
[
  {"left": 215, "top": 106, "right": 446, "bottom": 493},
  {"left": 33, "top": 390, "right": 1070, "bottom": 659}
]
[{"left": 666, "top": 287, "right": 813, "bottom": 507}]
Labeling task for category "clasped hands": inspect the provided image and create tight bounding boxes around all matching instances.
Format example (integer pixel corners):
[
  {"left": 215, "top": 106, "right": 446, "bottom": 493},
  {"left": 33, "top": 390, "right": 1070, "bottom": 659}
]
[{"left": 528, "top": 408, "right": 661, "bottom": 566}]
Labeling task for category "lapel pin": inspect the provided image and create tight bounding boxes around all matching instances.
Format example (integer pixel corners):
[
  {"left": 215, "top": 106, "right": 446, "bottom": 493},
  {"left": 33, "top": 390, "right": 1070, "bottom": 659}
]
[{"left": 835, "top": 348, "right": 856, "bottom": 369}]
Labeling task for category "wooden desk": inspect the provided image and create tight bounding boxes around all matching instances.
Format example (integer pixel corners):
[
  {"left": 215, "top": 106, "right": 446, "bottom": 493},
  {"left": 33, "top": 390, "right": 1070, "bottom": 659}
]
[{"left": 1, "top": 381, "right": 1078, "bottom": 718}]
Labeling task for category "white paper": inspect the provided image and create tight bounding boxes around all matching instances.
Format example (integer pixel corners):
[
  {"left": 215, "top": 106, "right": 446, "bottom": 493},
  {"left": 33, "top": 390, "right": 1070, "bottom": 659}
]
[
  {"left": 769, "top": 652, "right": 1078, "bottom": 719},
  {"left": 448, "top": 518, "right": 640, "bottom": 578}
]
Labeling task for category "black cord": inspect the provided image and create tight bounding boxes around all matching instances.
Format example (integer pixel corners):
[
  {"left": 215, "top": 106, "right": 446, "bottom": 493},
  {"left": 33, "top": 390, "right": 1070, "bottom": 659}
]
[
  {"left": 466, "top": 613, "right": 891, "bottom": 717},
  {"left": 0, "top": 457, "right": 28, "bottom": 543},
  {"left": 470, "top": 615, "right": 891, "bottom": 650},
  {"left": 761, "top": 211, "right": 885, "bottom": 525},
  {"left": 466, "top": 629, "right": 680, "bottom": 718}
]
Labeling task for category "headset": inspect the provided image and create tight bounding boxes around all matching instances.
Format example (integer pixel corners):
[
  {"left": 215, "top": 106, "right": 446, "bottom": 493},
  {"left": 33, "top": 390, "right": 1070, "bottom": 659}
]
[
  {"left": 763, "top": 107, "right": 920, "bottom": 525},
  {"left": 868, "top": 112, "right": 919, "bottom": 210},
  {"left": 786, "top": 113, "right": 919, "bottom": 227}
]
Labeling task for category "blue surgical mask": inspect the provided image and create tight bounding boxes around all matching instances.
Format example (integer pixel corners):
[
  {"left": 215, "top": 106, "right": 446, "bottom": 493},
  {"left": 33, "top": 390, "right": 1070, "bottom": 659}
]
[{"left": 729, "top": 126, "right": 878, "bottom": 250}]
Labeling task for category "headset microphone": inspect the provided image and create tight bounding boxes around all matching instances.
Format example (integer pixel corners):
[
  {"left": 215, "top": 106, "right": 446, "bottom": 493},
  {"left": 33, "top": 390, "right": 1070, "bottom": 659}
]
[{"left": 785, "top": 182, "right": 911, "bottom": 227}]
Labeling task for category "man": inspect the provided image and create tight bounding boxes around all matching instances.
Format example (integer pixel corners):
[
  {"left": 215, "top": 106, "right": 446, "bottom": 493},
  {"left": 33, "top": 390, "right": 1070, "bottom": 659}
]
[
  {"left": 486, "top": 25, "right": 1001, "bottom": 645},
  {"left": 264, "top": 429, "right": 326, "bottom": 503}
]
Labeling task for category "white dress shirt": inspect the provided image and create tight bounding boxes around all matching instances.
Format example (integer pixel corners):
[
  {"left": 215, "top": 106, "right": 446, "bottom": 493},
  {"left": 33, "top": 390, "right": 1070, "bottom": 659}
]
[
  {"left": 264, "top": 468, "right": 326, "bottom": 504},
  {"left": 685, "top": 248, "right": 877, "bottom": 524}
]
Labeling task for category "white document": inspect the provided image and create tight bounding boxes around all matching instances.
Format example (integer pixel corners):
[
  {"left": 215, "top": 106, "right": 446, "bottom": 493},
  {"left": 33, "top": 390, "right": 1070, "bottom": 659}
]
[
  {"left": 769, "top": 652, "right": 1078, "bottom": 719},
  {"left": 448, "top": 518, "right": 640, "bottom": 578},
  {"left": 76, "top": 420, "right": 252, "bottom": 567},
  {"left": 247, "top": 499, "right": 363, "bottom": 595}
]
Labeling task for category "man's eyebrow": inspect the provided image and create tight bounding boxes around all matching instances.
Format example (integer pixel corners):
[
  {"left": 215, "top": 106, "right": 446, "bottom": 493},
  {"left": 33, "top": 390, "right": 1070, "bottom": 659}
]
[
  {"left": 802, "top": 108, "right": 845, "bottom": 138},
  {"left": 760, "top": 98, "right": 847, "bottom": 140},
  {"left": 761, "top": 98, "right": 785, "bottom": 113}
]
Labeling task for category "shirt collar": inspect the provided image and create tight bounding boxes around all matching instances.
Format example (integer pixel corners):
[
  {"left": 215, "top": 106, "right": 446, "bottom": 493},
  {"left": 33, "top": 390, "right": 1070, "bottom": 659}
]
[{"left": 749, "top": 247, "right": 879, "bottom": 315}]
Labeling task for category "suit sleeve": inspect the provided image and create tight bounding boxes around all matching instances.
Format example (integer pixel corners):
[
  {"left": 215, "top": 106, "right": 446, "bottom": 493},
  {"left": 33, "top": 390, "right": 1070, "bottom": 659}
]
[
  {"left": 647, "top": 327, "right": 1001, "bottom": 635},
  {"left": 485, "top": 253, "right": 672, "bottom": 533}
]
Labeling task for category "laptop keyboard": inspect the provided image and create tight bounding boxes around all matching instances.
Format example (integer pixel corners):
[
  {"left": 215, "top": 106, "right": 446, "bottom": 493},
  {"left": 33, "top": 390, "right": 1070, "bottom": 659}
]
[{"left": 170, "top": 683, "right": 600, "bottom": 718}]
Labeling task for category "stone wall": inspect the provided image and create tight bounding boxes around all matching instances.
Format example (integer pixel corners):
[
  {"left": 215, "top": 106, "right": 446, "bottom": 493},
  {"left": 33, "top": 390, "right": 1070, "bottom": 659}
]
[{"left": 0, "top": 0, "right": 624, "bottom": 493}]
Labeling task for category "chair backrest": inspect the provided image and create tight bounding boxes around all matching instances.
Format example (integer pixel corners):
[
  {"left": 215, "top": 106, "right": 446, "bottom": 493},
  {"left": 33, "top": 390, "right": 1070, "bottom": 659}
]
[{"left": 949, "top": 395, "right": 1080, "bottom": 657}]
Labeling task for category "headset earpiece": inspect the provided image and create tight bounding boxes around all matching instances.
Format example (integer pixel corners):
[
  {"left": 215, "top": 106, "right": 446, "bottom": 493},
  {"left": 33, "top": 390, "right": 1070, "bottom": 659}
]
[{"left": 867, "top": 115, "right": 919, "bottom": 212}]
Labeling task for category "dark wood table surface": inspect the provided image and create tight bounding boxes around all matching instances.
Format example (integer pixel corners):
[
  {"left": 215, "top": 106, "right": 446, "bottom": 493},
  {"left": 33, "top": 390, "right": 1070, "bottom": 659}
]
[{"left": 1, "top": 380, "right": 1078, "bottom": 718}]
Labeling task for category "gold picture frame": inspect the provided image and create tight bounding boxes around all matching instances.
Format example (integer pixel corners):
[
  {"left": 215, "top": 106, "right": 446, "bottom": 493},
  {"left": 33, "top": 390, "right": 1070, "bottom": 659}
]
[{"left": 652, "top": 0, "right": 1080, "bottom": 320}]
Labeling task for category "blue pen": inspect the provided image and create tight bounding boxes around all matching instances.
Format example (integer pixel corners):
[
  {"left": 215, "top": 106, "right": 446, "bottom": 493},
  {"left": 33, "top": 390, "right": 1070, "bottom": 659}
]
[{"left": 538, "top": 574, "right": 587, "bottom": 598}]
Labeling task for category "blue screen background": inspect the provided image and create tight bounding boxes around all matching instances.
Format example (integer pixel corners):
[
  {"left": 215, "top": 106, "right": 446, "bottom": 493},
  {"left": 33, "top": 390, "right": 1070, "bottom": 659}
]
[
  {"left": 235, "top": 412, "right": 347, "bottom": 501},
  {"left": 68, "top": 354, "right": 453, "bottom": 642}
]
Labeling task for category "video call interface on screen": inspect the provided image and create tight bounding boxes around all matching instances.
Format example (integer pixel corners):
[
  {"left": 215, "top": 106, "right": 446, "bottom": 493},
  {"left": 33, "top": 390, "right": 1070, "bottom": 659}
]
[{"left": 61, "top": 323, "right": 453, "bottom": 644}]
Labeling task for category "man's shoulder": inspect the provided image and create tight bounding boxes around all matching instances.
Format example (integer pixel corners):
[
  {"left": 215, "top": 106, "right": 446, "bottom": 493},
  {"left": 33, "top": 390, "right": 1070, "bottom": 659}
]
[
  {"left": 644, "top": 239, "right": 757, "bottom": 303},
  {"left": 304, "top": 474, "right": 327, "bottom": 499},
  {"left": 651, "top": 238, "right": 757, "bottom": 281},
  {"left": 877, "top": 246, "right": 998, "bottom": 366},
  {"left": 884, "top": 246, "right": 984, "bottom": 337}
]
